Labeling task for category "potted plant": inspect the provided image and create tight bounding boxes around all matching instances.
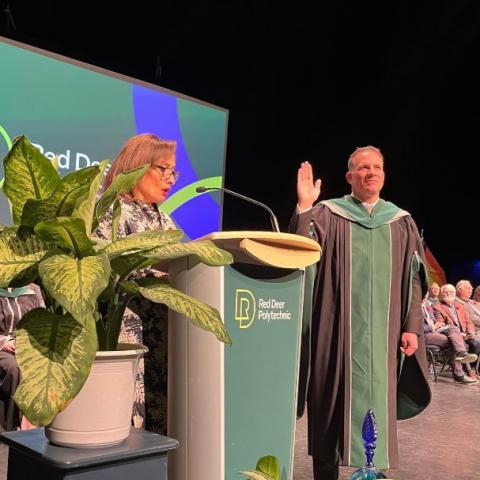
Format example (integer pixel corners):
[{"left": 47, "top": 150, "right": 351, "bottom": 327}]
[{"left": 0, "top": 135, "right": 232, "bottom": 445}]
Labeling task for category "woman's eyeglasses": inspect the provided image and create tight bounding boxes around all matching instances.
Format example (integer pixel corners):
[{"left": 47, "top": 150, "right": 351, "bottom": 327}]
[{"left": 151, "top": 164, "right": 180, "bottom": 181}]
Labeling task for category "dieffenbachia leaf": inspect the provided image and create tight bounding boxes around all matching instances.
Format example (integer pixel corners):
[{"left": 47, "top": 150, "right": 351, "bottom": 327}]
[
  {"left": 144, "top": 239, "right": 233, "bottom": 266},
  {"left": 109, "top": 252, "right": 152, "bottom": 279},
  {"left": 111, "top": 197, "right": 121, "bottom": 242},
  {"left": 104, "top": 229, "right": 182, "bottom": 258},
  {"left": 2, "top": 135, "right": 60, "bottom": 224},
  {"left": 120, "top": 277, "right": 231, "bottom": 344},
  {"left": 239, "top": 455, "right": 280, "bottom": 480},
  {"left": 72, "top": 159, "right": 109, "bottom": 236},
  {"left": 21, "top": 166, "right": 100, "bottom": 227},
  {"left": 256, "top": 456, "right": 280, "bottom": 480},
  {"left": 14, "top": 308, "right": 97, "bottom": 426},
  {"left": 35, "top": 217, "right": 96, "bottom": 256},
  {"left": 39, "top": 253, "right": 110, "bottom": 325},
  {"left": 0, "top": 229, "right": 49, "bottom": 287}
]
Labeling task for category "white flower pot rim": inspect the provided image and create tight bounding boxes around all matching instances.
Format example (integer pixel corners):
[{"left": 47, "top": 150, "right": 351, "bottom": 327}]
[{"left": 95, "top": 343, "right": 149, "bottom": 358}]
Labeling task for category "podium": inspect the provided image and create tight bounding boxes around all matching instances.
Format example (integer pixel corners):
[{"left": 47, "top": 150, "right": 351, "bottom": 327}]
[{"left": 167, "top": 232, "right": 321, "bottom": 480}]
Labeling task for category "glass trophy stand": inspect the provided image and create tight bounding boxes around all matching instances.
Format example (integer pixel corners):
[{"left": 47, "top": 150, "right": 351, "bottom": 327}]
[{"left": 349, "top": 410, "right": 387, "bottom": 480}]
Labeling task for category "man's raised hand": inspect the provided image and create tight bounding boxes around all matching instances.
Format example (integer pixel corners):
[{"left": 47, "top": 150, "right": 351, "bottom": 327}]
[{"left": 297, "top": 161, "right": 321, "bottom": 210}]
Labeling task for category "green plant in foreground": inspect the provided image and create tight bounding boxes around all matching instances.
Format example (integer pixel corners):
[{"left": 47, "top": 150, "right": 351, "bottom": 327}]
[
  {"left": 0, "top": 135, "right": 233, "bottom": 426},
  {"left": 240, "top": 455, "right": 280, "bottom": 480}
]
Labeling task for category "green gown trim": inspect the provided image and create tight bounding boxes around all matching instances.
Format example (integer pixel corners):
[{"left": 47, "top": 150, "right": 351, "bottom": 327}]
[
  {"left": 349, "top": 221, "right": 392, "bottom": 467},
  {"left": 321, "top": 195, "right": 409, "bottom": 229}
]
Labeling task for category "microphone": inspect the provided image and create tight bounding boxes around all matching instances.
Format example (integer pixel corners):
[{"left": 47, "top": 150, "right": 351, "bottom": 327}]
[{"left": 196, "top": 186, "right": 280, "bottom": 232}]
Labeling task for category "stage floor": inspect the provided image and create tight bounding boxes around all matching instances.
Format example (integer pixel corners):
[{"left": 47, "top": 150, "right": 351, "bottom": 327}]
[{"left": 294, "top": 372, "right": 480, "bottom": 479}]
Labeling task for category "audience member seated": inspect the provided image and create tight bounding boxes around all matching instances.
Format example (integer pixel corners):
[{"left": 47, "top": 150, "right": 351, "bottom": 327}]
[
  {"left": 422, "top": 295, "right": 478, "bottom": 384},
  {"left": 426, "top": 282, "right": 440, "bottom": 306},
  {"left": 455, "top": 280, "right": 480, "bottom": 330},
  {"left": 0, "top": 284, "right": 43, "bottom": 430},
  {"left": 433, "top": 284, "right": 480, "bottom": 381}
]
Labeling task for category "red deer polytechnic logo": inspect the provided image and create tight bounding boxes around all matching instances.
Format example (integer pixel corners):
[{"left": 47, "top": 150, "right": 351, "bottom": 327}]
[{"left": 234, "top": 289, "right": 256, "bottom": 329}]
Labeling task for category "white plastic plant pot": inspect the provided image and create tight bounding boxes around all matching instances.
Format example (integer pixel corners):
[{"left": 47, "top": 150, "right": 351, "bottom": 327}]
[{"left": 45, "top": 343, "right": 148, "bottom": 448}]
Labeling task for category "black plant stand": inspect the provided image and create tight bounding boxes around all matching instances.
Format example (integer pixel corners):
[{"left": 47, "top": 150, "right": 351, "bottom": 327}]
[{"left": 0, "top": 427, "right": 178, "bottom": 479}]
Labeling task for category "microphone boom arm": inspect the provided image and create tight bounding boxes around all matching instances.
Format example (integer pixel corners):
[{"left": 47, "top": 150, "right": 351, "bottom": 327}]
[{"left": 196, "top": 186, "right": 280, "bottom": 232}]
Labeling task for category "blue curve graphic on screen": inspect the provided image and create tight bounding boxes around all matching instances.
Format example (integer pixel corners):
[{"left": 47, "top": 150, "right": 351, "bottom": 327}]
[{"left": 132, "top": 86, "right": 220, "bottom": 239}]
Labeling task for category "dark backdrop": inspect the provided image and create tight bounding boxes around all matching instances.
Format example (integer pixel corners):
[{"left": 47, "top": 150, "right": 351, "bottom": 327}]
[{"left": 2, "top": 1, "right": 480, "bottom": 282}]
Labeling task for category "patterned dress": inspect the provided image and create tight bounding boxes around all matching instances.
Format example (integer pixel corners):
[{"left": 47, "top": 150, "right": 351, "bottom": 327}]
[{"left": 94, "top": 197, "right": 175, "bottom": 434}]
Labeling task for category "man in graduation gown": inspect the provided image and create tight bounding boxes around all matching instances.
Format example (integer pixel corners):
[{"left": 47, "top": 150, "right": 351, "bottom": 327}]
[{"left": 290, "top": 146, "right": 431, "bottom": 480}]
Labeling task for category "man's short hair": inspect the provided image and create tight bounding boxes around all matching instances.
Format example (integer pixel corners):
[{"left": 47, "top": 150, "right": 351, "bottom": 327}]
[{"left": 348, "top": 145, "right": 384, "bottom": 171}]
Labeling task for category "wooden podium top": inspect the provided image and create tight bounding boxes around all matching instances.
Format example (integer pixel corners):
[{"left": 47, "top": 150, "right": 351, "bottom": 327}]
[{"left": 198, "top": 231, "right": 321, "bottom": 269}]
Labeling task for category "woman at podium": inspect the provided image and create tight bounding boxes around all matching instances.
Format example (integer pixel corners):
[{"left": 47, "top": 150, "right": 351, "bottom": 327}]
[{"left": 94, "top": 133, "right": 179, "bottom": 434}]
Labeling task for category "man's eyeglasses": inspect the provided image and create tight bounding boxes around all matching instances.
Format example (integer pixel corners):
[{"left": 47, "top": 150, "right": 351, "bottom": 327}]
[{"left": 151, "top": 164, "right": 180, "bottom": 181}]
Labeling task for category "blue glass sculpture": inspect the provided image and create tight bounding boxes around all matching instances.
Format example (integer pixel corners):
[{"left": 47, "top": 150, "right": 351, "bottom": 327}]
[{"left": 349, "top": 410, "right": 387, "bottom": 479}]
